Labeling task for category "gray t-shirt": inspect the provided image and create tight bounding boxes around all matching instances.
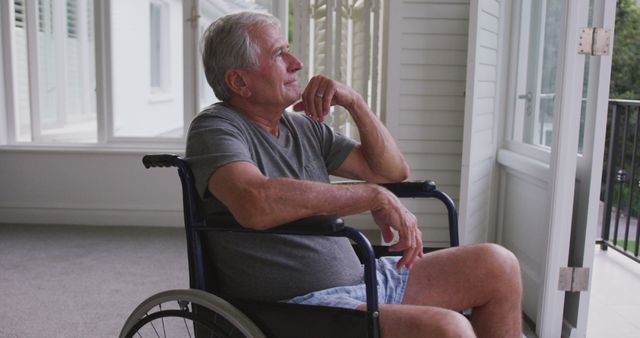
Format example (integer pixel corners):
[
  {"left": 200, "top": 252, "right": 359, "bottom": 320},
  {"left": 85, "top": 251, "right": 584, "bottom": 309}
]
[{"left": 185, "top": 102, "right": 364, "bottom": 301}]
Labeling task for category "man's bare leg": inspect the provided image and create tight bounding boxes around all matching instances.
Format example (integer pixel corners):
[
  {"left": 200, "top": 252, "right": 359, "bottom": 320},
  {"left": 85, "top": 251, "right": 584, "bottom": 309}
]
[
  {"left": 398, "top": 243, "right": 522, "bottom": 338},
  {"left": 377, "top": 304, "right": 476, "bottom": 338}
]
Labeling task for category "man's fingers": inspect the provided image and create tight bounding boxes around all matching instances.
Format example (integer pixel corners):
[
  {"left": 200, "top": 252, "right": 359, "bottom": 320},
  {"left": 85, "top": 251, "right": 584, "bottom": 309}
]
[
  {"left": 292, "top": 101, "right": 305, "bottom": 112},
  {"left": 381, "top": 224, "right": 395, "bottom": 243},
  {"left": 388, "top": 226, "right": 412, "bottom": 251},
  {"left": 313, "top": 78, "right": 332, "bottom": 121},
  {"left": 392, "top": 215, "right": 422, "bottom": 270},
  {"left": 301, "top": 75, "right": 352, "bottom": 122},
  {"left": 302, "top": 76, "right": 322, "bottom": 119}
]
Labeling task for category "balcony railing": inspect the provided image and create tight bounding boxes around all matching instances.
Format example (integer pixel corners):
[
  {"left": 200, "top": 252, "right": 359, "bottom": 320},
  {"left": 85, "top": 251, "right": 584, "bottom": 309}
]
[{"left": 599, "top": 99, "right": 640, "bottom": 263}]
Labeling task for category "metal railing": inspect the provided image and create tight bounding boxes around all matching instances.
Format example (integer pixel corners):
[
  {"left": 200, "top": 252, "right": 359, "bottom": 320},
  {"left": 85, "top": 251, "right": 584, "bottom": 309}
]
[{"left": 599, "top": 99, "right": 640, "bottom": 263}]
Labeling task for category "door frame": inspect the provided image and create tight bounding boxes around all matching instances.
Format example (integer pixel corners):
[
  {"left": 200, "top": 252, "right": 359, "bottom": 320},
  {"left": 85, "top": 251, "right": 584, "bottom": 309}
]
[{"left": 565, "top": 0, "right": 617, "bottom": 336}]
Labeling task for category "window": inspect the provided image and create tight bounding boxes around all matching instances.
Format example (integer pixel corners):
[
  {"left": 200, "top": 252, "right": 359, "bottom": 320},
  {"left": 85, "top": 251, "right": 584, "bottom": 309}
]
[
  {"left": 149, "top": 1, "right": 165, "bottom": 91},
  {"left": 3, "top": 0, "right": 97, "bottom": 143},
  {"left": 510, "top": 0, "right": 563, "bottom": 152},
  {"left": 110, "top": 0, "right": 183, "bottom": 139},
  {"left": 1, "top": 0, "right": 383, "bottom": 147}
]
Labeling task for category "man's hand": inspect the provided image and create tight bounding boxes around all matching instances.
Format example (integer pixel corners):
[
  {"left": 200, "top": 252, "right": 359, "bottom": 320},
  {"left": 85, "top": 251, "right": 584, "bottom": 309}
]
[
  {"left": 293, "top": 74, "right": 409, "bottom": 184},
  {"left": 292, "top": 75, "right": 359, "bottom": 122},
  {"left": 371, "top": 188, "right": 424, "bottom": 270}
]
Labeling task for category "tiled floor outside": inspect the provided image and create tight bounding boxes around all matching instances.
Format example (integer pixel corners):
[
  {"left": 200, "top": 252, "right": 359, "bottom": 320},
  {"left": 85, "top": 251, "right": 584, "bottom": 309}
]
[{"left": 585, "top": 245, "right": 640, "bottom": 338}]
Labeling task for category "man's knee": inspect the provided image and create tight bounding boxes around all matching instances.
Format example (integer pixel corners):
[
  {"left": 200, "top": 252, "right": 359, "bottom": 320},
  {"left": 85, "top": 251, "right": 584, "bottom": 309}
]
[
  {"left": 481, "top": 243, "right": 520, "bottom": 269},
  {"left": 380, "top": 306, "right": 476, "bottom": 338},
  {"left": 433, "top": 311, "right": 476, "bottom": 338},
  {"left": 477, "top": 243, "right": 522, "bottom": 291},
  {"left": 404, "top": 310, "right": 475, "bottom": 338}
]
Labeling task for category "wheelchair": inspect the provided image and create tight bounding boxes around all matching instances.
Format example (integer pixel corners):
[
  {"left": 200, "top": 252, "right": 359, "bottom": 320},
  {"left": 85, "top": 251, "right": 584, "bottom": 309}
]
[{"left": 119, "top": 154, "right": 459, "bottom": 338}]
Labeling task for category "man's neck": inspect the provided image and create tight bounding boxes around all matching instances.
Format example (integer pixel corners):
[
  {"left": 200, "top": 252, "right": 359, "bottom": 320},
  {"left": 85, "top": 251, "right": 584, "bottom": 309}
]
[{"left": 227, "top": 98, "right": 283, "bottom": 137}]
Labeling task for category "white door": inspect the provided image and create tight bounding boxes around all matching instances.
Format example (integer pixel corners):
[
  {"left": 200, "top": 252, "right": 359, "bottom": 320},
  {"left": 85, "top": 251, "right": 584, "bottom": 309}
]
[
  {"left": 495, "top": 0, "right": 586, "bottom": 333},
  {"left": 462, "top": 0, "right": 615, "bottom": 337}
]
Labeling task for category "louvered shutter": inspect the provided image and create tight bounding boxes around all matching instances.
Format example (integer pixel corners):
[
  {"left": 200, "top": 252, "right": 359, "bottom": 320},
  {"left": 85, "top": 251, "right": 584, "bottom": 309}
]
[
  {"left": 13, "top": 0, "right": 33, "bottom": 141},
  {"left": 14, "top": 0, "right": 26, "bottom": 28},
  {"left": 350, "top": 0, "right": 370, "bottom": 104},
  {"left": 291, "top": 0, "right": 382, "bottom": 137}
]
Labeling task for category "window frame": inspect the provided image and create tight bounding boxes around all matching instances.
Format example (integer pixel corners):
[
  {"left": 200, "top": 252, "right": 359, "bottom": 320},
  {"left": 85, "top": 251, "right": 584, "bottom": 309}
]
[
  {"left": 0, "top": 0, "right": 382, "bottom": 150},
  {"left": 1, "top": 0, "right": 20, "bottom": 144},
  {"left": 149, "top": 0, "right": 170, "bottom": 96},
  {"left": 504, "top": 0, "right": 553, "bottom": 164}
]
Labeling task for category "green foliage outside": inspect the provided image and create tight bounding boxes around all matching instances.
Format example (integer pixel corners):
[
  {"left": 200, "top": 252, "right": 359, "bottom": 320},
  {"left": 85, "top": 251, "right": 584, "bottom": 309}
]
[
  {"left": 610, "top": 0, "right": 640, "bottom": 99},
  {"left": 615, "top": 240, "right": 637, "bottom": 254},
  {"left": 602, "top": 0, "right": 640, "bottom": 252}
]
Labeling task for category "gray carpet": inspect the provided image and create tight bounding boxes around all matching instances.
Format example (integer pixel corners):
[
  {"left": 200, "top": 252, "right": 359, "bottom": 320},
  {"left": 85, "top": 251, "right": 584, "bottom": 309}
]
[{"left": 0, "top": 224, "right": 188, "bottom": 338}]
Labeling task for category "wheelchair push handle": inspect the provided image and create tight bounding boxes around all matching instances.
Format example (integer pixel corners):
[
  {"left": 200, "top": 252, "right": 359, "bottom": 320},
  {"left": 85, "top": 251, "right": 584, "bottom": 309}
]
[{"left": 142, "top": 154, "right": 180, "bottom": 169}]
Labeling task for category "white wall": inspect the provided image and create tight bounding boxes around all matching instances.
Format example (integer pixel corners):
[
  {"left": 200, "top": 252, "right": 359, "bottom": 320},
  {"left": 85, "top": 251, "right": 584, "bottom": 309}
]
[
  {"left": 0, "top": 149, "right": 182, "bottom": 226},
  {"left": 459, "top": 0, "right": 506, "bottom": 244}
]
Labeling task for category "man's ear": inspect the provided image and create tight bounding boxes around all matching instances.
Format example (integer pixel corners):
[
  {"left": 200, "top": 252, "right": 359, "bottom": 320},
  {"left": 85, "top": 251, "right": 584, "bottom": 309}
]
[{"left": 225, "top": 70, "right": 251, "bottom": 98}]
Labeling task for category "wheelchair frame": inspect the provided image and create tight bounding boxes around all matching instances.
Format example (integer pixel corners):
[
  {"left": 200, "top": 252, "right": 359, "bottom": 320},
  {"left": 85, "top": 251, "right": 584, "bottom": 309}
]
[{"left": 120, "top": 154, "right": 459, "bottom": 338}]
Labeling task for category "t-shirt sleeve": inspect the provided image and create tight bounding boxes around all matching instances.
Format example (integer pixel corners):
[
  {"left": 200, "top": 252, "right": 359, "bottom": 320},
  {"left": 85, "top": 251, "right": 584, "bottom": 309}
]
[{"left": 185, "top": 116, "right": 253, "bottom": 199}]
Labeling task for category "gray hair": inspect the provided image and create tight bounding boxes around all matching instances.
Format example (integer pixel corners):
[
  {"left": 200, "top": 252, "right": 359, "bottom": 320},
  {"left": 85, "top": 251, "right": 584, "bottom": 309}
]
[{"left": 201, "top": 11, "right": 281, "bottom": 101}]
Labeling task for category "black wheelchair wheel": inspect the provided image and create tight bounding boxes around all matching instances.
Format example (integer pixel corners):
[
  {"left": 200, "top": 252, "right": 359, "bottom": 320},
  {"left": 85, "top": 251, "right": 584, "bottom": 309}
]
[{"left": 120, "top": 289, "right": 265, "bottom": 338}]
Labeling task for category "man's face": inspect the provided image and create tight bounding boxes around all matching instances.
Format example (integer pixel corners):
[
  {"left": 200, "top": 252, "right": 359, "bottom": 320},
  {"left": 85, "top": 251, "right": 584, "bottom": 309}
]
[{"left": 242, "top": 24, "right": 303, "bottom": 109}]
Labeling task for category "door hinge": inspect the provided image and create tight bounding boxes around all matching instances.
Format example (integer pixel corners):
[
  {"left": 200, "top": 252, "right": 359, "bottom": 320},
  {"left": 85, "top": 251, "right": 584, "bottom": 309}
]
[
  {"left": 578, "top": 27, "right": 611, "bottom": 56},
  {"left": 558, "top": 267, "right": 590, "bottom": 292}
]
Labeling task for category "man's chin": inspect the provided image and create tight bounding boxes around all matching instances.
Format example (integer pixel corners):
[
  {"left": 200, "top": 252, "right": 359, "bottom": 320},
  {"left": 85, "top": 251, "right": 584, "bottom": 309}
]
[{"left": 285, "top": 91, "right": 302, "bottom": 105}]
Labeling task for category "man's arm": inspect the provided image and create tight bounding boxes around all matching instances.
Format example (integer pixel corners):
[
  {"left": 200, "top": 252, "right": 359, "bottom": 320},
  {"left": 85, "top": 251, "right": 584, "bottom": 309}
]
[
  {"left": 208, "top": 160, "right": 423, "bottom": 269},
  {"left": 293, "top": 75, "right": 409, "bottom": 183}
]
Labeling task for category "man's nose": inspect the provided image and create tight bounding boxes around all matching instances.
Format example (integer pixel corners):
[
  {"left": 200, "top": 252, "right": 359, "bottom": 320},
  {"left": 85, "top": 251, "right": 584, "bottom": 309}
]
[{"left": 287, "top": 52, "right": 303, "bottom": 72}]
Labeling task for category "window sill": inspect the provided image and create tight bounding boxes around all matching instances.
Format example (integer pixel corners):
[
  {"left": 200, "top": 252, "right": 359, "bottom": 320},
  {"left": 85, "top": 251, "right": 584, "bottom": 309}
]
[
  {"left": 148, "top": 92, "right": 174, "bottom": 103},
  {"left": 496, "top": 148, "right": 550, "bottom": 181},
  {"left": 0, "top": 143, "right": 184, "bottom": 155}
]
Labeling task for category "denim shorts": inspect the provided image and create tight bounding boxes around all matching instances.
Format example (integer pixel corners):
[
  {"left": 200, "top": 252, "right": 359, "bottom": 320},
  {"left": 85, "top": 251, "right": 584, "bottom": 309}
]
[{"left": 285, "top": 256, "right": 409, "bottom": 309}]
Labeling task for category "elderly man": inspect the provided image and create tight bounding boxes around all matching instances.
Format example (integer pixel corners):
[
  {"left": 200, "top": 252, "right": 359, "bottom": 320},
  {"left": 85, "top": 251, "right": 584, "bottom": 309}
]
[{"left": 186, "top": 11, "right": 522, "bottom": 338}]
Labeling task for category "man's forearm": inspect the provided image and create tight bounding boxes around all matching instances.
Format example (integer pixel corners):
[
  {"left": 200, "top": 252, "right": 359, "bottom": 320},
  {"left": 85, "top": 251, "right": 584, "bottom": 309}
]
[
  {"left": 235, "top": 176, "right": 384, "bottom": 230},
  {"left": 347, "top": 96, "right": 409, "bottom": 181}
]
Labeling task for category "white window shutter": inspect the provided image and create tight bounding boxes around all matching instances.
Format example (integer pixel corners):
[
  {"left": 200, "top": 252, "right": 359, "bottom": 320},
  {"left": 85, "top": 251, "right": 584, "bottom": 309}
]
[
  {"left": 14, "top": 0, "right": 26, "bottom": 28},
  {"left": 291, "top": 1, "right": 310, "bottom": 85},
  {"left": 350, "top": 0, "right": 371, "bottom": 104},
  {"left": 313, "top": 0, "right": 330, "bottom": 78},
  {"left": 291, "top": 0, "right": 382, "bottom": 136},
  {"left": 66, "top": 0, "right": 78, "bottom": 38}
]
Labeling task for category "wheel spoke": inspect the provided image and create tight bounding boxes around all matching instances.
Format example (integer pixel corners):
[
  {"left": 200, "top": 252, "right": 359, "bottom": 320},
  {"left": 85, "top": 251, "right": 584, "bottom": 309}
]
[
  {"left": 183, "top": 316, "right": 192, "bottom": 338},
  {"left": 149, "top": 320, "right": 161, "bottom": 338},
  {"left": 159, "top": 304, "right": 167, "bottom": 338}
]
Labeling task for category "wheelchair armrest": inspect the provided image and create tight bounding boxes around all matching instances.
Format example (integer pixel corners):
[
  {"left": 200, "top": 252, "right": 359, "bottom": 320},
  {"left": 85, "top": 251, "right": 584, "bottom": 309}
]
[
  {"left": 380, "top": 180, "right": 437, "bottom": 197},
  {"left": 204, "top": 213, "right": 345, "bottom": 235},
  {"left": 332, "top": 180, "right": 437, "bottom": 197}
]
